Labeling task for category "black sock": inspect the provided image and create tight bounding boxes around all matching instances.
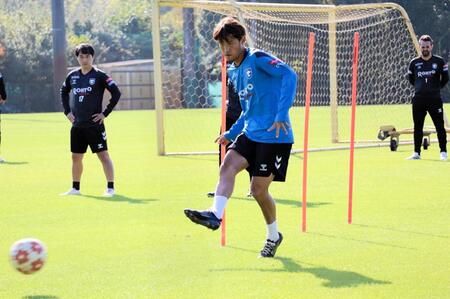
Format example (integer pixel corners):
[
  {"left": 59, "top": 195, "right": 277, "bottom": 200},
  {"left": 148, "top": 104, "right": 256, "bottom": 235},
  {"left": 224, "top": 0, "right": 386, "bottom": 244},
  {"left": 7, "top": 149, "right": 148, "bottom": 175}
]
[
  {"left": 73, "top": 181, "right": 80, "bottom": 190},
  {"left": 107, "top": 182, "right": 114, "bottom": 189}
]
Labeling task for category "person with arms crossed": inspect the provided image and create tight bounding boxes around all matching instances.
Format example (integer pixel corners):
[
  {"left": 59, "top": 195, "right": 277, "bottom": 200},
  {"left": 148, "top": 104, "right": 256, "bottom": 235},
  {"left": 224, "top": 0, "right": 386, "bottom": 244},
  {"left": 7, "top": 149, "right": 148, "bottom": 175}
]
[
  {"left": 0, "top": 71, "right": 7, "bottom": 163},
  {"left": 60, "top": 43, "right": 121, "bottom": 196},
  {"left": 185, "top": 17, "right": 297, "bottom": 258},
  {"left": 406, "top": 35, "right": 449, "bottom": 160}
]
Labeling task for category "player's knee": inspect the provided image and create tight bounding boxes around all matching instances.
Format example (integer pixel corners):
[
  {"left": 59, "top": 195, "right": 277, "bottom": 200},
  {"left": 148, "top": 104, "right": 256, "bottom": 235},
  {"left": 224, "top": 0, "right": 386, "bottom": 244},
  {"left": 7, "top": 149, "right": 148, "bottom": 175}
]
[
  {"left": 71, "top": 153, "right": 83, "bottom": 162},
  {"left": 219, "top": 161, "right": 238, "bottom": 176},
  {"left": 250, "top": 184, "right": 268, "bottom": 198}
]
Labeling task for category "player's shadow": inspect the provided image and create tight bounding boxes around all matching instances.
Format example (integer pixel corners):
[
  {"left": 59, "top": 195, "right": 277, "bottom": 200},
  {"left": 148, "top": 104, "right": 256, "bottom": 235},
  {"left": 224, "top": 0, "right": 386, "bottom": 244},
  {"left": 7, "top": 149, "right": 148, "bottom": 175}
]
[
  {"left": 353, "top": 223, "right": 449, "bottom": 239},
  {"left": 309, "top": 232, "right": 417, "bottom": 250},
  {"left": 1, "top": 161, "right": 29, "bottom": 165},
  {"left": 232, "top": 196, "right": 331, "bottom": 208},
  {"left": 214, "top": 246, "right": 391, "bottom": 288},
  {"left": 82, "top": 194, "right": 158, "bottom": 205},
  {"left": 23, "top": 296, "right": 59, "bottom": 299}
]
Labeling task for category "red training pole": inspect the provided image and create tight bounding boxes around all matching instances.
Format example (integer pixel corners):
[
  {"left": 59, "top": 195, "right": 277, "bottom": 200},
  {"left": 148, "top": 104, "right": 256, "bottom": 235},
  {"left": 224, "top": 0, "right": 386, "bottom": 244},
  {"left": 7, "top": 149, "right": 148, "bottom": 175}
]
[
  {"left": 348, "top": 32, "right": 359, "bottom": 224},
  {"left": 220, "top": 55, "right": 227, "bottom": 245},
  {"left": 302, "top": 32, "right": 315, "bottom": 233}
]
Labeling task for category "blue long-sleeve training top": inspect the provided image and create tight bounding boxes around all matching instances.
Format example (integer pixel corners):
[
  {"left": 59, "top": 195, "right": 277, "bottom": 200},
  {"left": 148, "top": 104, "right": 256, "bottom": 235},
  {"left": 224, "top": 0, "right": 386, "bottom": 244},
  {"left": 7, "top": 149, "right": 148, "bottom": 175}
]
[{"left": 224, "top": 48, "right": 297, "bottom": 144}]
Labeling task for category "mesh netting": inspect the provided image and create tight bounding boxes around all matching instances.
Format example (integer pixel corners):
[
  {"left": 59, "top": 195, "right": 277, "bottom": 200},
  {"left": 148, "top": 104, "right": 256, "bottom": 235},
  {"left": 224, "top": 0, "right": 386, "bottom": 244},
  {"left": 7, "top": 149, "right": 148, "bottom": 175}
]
[{"left": 156, "top": 1, "right": 420, "bottom": 153}]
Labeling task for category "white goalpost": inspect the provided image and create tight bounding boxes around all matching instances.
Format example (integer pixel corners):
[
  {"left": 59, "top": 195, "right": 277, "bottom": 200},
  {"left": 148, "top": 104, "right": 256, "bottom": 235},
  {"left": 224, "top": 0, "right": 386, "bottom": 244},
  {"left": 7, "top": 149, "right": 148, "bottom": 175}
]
[{"left": 151, "top": 0, "right": 421, "bottom": 155}]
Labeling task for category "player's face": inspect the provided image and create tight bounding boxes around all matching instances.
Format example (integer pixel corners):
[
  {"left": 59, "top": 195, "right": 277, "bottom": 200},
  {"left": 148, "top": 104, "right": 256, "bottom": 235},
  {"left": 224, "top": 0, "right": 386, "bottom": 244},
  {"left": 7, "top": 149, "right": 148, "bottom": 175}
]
[
  {"left": 419, "top": 41, "right": 433, "bottom": 58},
  {"left": 77, "top": 53, "right": 94, "bottom": 67},
  {"left": 219, "top": 36, "right": 246, "bottom": 63}
]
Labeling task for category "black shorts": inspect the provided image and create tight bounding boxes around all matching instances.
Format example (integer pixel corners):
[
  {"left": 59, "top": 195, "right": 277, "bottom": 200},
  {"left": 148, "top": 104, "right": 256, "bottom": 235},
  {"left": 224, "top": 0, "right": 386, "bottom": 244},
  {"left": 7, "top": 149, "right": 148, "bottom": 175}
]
[
  {"left": 228, "top": 134, "right": 292, "bottom": 182},
  {"left": 71, "top": 124, "right": 108, "bottom": 154}
]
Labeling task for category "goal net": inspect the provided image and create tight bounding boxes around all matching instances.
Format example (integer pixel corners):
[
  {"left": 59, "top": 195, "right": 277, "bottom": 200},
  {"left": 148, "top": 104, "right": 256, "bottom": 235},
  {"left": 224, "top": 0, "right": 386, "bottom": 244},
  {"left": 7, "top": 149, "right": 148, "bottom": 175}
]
[{"left": 152, "top": 0, "right": 422, "bottom": 155}]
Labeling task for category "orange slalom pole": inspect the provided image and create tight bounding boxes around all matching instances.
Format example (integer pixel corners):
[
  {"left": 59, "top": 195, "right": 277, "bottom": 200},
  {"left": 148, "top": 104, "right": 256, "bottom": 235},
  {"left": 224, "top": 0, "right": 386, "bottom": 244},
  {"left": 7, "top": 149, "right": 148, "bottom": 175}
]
[
  {"left": 302, "top": 32, "right": 315, "bottom": 233},
  {"left": 220, "top": 55, "right": 227, "bottom": 246},
  {"left": 348, "top": 32, "right": 359, "bottom": 224}
]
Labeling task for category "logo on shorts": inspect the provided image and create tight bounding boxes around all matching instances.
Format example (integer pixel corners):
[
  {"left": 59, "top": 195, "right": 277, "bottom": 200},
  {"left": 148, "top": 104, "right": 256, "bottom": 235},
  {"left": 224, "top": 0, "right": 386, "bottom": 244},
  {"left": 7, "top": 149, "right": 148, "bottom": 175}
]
[
  {"left": 438, "top": 108, "right": 442, "bottom": 113},
  {"left": 89, "top": 78, "right": 96, "bottom": 85},
  {"left": 259, "top": 164, "right": 268, "bottom": 171},
  {"left": 275, "top": 155, "right": 282, "bottom": 169},
  {"left": 102, "top": 132, "right": 107, "bottom": 140},
  {"left": 97, "top": 144, "right": 103, "bottom": 149}
]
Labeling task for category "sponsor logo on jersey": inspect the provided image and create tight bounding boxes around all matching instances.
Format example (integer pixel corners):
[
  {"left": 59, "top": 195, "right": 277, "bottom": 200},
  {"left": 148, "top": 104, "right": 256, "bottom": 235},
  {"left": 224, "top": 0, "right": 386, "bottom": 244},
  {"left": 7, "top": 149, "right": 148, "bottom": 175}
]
[
  {"left": 89, "top": 78, "right": 96, "bottom": 85},
  {"left": 417, "top": 65, "right": 422, "bottom": 70},
  {"left": 417, "top": 70, "right": 436, "bottom": 77},
  {"left": 106, "top": 77, "right": 116, "bottom": 86},
  {"left": 245, "top": 68, "right": 252, "bottom": 78},
  {"left": 71, "top": 79, "right": 77, "bottom": 85},
  {"left": 71, "top": 75, "right": 80, "bottom": 79},
  {"left": 269, "top": 58, "right": 283, "bottom": 68},
  {"left": 73, "top": 86, "right": 93, "bottom": 95},
  {"left": 414, "top": 62, "right": 423, "bottom": 66}
]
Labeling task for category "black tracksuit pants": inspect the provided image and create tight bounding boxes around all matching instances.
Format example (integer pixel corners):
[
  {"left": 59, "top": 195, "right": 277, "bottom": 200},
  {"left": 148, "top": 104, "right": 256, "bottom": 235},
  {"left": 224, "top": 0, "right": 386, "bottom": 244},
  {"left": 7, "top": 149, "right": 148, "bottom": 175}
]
[{"left": 412, "top": 96, "right": 447, "bottom": 154}]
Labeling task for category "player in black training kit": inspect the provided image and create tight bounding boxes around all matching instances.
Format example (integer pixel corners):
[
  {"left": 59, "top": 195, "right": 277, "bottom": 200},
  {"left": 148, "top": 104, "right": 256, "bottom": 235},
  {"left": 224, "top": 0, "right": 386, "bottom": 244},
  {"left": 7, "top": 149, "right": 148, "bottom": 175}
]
[
  {"left": 0, "top": 72, "right": 7, "bottom": 163},
  {"left": 406, "top": 35, "right": 449, "bottom": 161},
  {"left": 206, "top": 76, "right": 253, "bottom": 198},
  {"left": 60, "top": 44, "right": 121, "bottom": 196}
]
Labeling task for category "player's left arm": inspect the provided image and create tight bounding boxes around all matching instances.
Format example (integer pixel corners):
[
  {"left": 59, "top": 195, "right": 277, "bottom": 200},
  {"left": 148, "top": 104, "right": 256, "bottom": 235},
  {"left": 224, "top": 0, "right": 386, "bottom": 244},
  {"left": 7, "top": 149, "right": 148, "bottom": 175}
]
[
  {"left": 254, "top": 52, "right": 297, "bottom": 136},
  {"left": 440, "top": 59, "right": 449, "bottom": 88},
  {"left": 93, "top": 73, "right": 121, "bottom": 123},
  {"left": 0, "top": 73, "right": 7, "bottom": 103},
  {"left": 102, "top": 74, "right": 121, "bottom": 117}
]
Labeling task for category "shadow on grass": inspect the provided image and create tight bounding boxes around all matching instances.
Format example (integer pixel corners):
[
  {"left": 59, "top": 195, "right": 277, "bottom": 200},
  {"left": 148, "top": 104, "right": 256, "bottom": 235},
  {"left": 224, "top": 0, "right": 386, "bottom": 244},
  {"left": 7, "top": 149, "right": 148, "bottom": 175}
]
[
  {"left": 232, "top": 196, "right": 331, "bottom": 208},
  {"left": 1, "top": 161, "right": 29, "bottom": 165},
  {"left": 23, "top": 296, "right": 59, "bottom": 299},
  {"left": 309, "top": 232, "right": 416, "bottom": 250},
  {"left": 215, "top": 246, "right": 391, "bottom": 288},
  {"left": 82, "top": 194, "right": 158, "bottom": 205},
  {"left": 353, "top": 223, "right": 449, "bottom": 239}
]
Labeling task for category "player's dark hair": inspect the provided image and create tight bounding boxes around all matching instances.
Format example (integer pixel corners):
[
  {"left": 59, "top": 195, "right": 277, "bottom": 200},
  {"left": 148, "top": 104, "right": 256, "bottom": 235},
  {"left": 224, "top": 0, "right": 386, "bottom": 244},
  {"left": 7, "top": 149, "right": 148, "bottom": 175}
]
[
  {"left": 419, "top": 35, "right": 433, "bottom": 44},
  {"left": 213, "top": 17, "right": 246, "bottom": 43},
  {"left": 75, "top": 43, "right": 95, "bottom": 57}
]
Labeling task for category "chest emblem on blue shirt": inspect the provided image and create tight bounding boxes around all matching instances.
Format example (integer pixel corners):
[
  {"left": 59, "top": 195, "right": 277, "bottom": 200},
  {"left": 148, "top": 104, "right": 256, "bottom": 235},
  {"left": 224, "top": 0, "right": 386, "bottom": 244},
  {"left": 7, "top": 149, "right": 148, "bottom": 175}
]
[
  {"left": 89, "top": 78, "right": 96, "bottom": 85},
  {"left": 245, "top": 68, "right": 252, "bottom": 79}
]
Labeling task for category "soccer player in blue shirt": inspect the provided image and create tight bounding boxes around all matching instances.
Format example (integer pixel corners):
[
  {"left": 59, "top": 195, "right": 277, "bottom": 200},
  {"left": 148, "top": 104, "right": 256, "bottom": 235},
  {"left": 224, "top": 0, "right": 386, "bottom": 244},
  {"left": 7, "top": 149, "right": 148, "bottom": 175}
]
[{"left": 185, "top": 17, "right": 297, "bottom": 258}]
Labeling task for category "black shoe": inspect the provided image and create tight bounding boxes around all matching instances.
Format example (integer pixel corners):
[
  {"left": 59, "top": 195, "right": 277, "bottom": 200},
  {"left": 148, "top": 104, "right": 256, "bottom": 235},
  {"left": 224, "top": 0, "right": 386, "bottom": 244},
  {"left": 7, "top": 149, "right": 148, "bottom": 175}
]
[
  {"left": 184, "top": 209, "right": 222, "bottom": 230},
  {"left": 206, "top": 192, "right": 215, "bottom": 198},
  {"left": 259, "top": 232, "right": 283, "bottom": 258}
]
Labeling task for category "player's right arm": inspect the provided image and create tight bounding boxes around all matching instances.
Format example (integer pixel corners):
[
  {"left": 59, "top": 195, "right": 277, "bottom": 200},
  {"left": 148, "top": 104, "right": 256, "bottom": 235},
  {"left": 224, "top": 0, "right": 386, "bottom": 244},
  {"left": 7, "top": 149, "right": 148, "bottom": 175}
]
[
  {"left": 60, "top": 75, "right": 74, "bottom": 123},
  {"left": 408, "top": 59, "right": 415, "bottom": 86},
  {"left": 223, "top": 111, "right": 245, "bottom": 142},
  {"left": 0, "top": 72, "right": 7, "bottom": 103}
]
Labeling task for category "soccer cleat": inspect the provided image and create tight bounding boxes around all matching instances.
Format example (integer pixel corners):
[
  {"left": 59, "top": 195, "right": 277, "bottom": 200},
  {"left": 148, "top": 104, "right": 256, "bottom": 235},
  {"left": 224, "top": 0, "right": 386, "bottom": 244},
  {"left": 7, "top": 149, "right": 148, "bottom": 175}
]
[
  {"left": 405, "top": 152, "right": 421, "bottom": 160},
  {"left": 103, "top": 188, "right": 115, "bottom": 197},
  {"left": 259, "top": 232, "right": 283, "bottom": 258},
  {"left": 184, "top": 209, "right": 221, "bottom": 230},
  {"left": 206, "top": 192, "right": 215, "bottom": 198},
  {"left": 440, "top": 152, "right": 448, "bottom": 161},
  {"left": 60, "top": 188, "right": 81, "bottom": 196}
]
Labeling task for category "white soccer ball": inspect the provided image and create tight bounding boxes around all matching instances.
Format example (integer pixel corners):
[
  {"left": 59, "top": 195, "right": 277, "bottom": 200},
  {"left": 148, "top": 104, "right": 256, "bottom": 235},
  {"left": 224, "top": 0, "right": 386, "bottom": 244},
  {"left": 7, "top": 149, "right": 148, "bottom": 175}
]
[{"left": 9, "top": 238, "right": 47, "bottom": 274}]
